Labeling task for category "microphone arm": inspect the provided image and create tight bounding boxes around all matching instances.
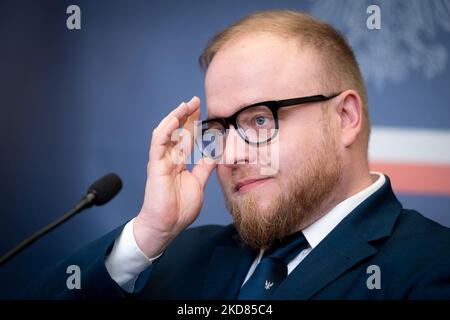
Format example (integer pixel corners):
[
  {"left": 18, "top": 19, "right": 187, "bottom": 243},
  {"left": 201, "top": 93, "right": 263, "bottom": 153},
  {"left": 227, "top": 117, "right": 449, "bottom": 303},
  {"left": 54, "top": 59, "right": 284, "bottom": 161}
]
[
  {"left": 0, "top": 194, "right": 95, "bottom": 267},
  {"left": 0, "top": 173, "right": 122, "bottom": 267}
]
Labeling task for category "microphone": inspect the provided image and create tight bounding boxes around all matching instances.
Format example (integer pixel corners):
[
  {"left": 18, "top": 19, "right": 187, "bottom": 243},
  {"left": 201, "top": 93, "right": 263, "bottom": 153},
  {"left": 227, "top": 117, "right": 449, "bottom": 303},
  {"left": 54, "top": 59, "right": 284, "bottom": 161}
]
[{"left": 0, "top": 173, "right": 122, "bottom": 267}]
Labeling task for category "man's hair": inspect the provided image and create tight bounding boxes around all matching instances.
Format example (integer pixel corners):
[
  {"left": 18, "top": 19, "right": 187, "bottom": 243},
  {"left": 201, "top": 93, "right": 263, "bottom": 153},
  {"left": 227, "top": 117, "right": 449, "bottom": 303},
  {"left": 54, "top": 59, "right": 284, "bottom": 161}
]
[{"left": 199, "top": 9, "right": 370, "bottom": 147}]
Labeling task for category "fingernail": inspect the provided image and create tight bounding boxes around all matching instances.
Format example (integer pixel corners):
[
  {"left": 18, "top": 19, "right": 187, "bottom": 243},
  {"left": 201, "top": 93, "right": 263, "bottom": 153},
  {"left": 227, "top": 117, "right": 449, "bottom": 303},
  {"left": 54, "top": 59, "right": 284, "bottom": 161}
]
[{"left": 188, "top": 96, "right": 199, "bottom": 107}]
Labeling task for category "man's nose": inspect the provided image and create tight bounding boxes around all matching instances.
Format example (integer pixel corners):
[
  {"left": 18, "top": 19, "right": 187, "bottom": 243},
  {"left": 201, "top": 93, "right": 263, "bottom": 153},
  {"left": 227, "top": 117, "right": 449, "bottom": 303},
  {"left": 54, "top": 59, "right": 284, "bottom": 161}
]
[{"left": 222, "top": 125, "right": 255, "bottom": 167}]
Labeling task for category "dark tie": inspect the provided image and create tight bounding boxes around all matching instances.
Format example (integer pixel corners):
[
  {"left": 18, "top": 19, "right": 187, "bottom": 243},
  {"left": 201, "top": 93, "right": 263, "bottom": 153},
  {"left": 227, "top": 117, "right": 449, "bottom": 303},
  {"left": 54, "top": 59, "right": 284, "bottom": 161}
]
[{"left": 237, "top": 231, "right": 308, "bottom": 300}]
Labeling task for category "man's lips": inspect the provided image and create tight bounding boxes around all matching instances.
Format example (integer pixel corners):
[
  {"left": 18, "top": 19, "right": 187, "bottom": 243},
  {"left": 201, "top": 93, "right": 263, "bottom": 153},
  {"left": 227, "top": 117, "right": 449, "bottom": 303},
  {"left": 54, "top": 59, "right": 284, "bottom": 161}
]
[{"left": 235, "top": 177, "right": 274, "bottom": 193}]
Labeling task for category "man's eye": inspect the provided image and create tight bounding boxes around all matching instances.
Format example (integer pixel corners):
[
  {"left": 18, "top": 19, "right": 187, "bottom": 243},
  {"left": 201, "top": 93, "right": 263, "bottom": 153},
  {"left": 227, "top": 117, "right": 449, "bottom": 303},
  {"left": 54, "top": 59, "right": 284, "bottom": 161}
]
[{"left": 254, "top": 116, "right": 268, "bottom": 126}]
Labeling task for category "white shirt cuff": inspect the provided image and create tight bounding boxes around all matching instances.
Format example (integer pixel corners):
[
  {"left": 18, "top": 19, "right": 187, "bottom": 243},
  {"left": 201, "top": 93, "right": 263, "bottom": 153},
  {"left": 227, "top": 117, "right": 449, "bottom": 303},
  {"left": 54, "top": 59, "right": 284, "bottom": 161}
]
[{"left": 105, "top": 218, "right": 162, "bottom": 292}]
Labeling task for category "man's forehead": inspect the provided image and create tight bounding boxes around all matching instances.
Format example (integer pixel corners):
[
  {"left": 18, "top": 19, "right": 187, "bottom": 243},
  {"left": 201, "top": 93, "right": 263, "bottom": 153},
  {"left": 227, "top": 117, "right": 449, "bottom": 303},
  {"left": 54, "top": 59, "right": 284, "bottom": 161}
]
[
  {"left": 204, "top": 35, "right": 323, "bottom": 119},
  {"left": 205, "top": 96, "right": 270, "bottom": 120}
]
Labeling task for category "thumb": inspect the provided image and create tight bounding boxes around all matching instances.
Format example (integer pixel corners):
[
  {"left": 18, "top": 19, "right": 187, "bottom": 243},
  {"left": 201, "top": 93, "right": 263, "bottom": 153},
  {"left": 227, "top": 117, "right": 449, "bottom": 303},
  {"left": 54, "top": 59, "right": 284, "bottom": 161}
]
[{"left": 191, "top": 157, "right": 217, "bottom": 189}]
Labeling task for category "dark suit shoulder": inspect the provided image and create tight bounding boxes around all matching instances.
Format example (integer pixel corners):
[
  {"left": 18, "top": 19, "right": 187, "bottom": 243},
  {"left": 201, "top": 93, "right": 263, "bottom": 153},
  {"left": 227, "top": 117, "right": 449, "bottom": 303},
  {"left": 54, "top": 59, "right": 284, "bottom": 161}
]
[
  {"left": 392, "top": 210, "right": 450, "bottom": 299},
  {"left": 394, "top": 209, "right": 450, "bottom": 244},
  {"left": 371, "top": 209, "right": 450, "bottom": 294}
]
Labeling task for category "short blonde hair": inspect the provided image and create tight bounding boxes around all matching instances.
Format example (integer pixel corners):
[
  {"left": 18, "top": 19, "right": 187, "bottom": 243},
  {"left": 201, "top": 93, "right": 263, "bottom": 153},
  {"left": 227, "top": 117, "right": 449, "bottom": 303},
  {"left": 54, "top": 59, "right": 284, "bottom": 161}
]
[{"left": 199, "top": 9, "right": 370, "bottom": 145}]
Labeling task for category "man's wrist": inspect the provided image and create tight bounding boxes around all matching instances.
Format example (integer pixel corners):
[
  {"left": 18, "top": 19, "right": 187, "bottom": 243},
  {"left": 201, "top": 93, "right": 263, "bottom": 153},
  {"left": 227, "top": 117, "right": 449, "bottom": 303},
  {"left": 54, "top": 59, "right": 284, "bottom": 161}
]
[
  {"left": 105, "top": 218, "right": 162, "bottom": 292},
  {"left": 133, "top": 214, "right": 176, "bottom": 259}
]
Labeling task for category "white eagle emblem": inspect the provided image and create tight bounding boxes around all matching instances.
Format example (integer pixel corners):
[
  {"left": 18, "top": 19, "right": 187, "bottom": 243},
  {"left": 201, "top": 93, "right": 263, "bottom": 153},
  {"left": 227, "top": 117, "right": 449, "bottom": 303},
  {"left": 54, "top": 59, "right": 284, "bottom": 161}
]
[{"left": 264, "top": 280, "right": 274, "bottom": 290}]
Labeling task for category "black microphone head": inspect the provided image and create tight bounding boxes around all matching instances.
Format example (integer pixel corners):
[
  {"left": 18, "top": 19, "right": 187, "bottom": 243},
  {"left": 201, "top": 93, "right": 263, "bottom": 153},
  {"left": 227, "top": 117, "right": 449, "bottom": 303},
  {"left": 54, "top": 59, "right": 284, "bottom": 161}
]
[{"left": 87, "top": 173, "right": 122, "bottom": 205}]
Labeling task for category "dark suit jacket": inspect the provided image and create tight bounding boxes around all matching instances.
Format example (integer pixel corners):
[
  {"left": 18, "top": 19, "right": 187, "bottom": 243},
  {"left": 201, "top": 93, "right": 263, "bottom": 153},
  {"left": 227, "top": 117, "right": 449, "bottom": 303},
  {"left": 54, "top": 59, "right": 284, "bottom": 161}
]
[{"left": 28, "top": 177, "right": 450, "bottom": 299}]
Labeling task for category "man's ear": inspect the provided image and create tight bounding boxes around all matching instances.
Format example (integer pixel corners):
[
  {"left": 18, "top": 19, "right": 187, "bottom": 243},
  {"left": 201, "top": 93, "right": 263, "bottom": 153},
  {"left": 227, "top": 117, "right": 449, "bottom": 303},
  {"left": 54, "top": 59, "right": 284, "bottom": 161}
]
[{"left": 335, "top": 90, "right": 364, "bottom": 148}]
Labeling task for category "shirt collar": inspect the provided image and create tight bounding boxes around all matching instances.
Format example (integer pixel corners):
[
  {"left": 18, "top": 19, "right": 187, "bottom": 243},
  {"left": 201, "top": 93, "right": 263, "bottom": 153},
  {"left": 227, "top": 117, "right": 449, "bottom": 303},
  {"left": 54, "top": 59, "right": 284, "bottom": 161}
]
[{"left": 302, "top": 172, "right": 386, "bottom": 249}]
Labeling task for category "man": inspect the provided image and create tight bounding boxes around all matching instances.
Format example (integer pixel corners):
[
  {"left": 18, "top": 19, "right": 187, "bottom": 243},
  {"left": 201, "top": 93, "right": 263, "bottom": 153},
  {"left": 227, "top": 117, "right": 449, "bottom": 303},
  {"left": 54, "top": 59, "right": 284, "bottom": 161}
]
[{"left": 31, "top": 10, "right": 450, "bottom": 299}]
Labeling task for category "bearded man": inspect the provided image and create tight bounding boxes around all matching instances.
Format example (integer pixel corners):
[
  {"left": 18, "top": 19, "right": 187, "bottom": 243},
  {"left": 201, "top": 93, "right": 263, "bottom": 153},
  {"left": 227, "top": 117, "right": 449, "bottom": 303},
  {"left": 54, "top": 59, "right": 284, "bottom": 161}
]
[{"left": 30, "top": 10, "right": 450, "bottom": 300}]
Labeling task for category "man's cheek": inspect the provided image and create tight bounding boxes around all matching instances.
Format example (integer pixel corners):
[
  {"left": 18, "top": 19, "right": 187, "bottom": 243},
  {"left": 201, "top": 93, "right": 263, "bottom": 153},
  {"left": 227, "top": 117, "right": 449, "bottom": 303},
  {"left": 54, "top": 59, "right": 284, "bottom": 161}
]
[{"left": 257, "top": 138, "right": 280, "bottom": 176}]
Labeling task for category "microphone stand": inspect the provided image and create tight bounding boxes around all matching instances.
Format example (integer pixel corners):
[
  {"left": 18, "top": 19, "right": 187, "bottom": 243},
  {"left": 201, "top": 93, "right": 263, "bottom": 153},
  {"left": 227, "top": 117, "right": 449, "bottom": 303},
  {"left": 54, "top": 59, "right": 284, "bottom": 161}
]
[{"left": 0, "top": 193, "right": 95, "bottom": 267}]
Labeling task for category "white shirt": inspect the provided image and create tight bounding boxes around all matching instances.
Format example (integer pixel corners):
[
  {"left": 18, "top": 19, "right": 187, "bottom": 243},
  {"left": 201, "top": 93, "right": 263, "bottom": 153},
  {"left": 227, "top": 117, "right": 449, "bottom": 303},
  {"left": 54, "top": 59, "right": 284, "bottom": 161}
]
[{"left": 105, "top": 172, "right": 386, "bottom": 292}]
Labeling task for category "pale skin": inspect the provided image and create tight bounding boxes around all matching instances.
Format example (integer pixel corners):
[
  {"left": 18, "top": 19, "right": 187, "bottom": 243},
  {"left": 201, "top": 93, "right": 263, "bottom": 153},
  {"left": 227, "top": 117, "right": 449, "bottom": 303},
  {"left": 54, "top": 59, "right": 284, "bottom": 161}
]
[{"left": 134, "top": 33, "right": 374, "bottom": 258}]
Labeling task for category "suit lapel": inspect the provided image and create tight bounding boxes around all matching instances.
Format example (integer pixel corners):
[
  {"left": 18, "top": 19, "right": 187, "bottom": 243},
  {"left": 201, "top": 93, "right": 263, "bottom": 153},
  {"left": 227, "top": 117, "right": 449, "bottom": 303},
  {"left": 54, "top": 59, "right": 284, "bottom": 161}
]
[
  {"left": 201, "top": 236, "right": 255, "bottom": 299},
  {"left": 272, "top": 224, "right": 377, "bottom": 299},
  {"left": 273, "top": 176, "right": 403, "bottom": 299}
]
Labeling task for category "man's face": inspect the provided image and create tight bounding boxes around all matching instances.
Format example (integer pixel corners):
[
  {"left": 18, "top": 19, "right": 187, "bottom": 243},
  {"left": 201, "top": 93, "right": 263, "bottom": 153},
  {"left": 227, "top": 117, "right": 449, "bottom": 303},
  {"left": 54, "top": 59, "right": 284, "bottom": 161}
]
[{"left": 204, "top": 33, "right": 343, "bottom": 249}]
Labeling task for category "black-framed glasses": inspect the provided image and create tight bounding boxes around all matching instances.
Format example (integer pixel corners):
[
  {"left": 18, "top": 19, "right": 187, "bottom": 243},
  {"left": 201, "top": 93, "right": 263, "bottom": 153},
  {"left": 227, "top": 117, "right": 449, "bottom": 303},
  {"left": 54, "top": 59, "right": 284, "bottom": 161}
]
[{"left": 196, "top": 93, "right": 341, "bottom": 159}]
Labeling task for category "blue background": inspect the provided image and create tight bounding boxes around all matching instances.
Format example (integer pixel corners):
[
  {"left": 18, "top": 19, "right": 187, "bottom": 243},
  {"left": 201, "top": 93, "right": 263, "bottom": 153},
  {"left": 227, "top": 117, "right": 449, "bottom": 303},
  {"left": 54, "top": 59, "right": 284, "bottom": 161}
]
[{"left": 0, "top": 0, "right": 449, "bottom": 298}]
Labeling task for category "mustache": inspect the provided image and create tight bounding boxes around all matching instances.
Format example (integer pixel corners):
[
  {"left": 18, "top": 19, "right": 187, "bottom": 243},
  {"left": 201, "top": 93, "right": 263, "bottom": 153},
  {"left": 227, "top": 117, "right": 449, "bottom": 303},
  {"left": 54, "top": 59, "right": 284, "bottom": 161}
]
[{"left": 230, "top": 167, "right": 277, "bottom": 180}]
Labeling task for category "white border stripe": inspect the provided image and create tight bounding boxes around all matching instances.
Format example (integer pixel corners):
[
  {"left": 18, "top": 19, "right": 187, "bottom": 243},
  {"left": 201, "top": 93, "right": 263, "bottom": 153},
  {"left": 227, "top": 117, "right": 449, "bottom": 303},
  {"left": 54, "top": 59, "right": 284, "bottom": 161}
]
[{"left": 369, "top": 126, "right": 450, "bottom": 165}]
